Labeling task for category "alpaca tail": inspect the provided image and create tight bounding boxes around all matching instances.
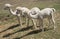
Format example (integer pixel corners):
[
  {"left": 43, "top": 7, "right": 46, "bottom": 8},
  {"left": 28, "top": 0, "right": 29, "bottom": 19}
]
[{"left": 51, "top": 8, "right": 56, "bottom": 13}]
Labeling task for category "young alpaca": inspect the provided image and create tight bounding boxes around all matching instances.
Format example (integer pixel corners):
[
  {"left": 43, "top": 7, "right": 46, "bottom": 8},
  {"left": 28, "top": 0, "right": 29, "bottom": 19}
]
[
  {"left": 38, "top": 8, "right": 56, "bottom": 31},
  {"left": 4, "top": 4, "right": 22, "bottom": 26},
  {"left": 16, "top": 7, "right": 30, "bottom": 27},
  {"left": 29, "top": 7, "right": 56, "bottom": 31},
  {"left": 29, "top": 7, "right": 41, "bottom": 29}
]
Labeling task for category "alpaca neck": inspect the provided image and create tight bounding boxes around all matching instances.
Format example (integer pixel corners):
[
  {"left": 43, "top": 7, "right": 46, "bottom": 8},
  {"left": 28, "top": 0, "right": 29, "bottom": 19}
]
[
  {"left": 29, "top": 12, "right": 38, "bottom": 19},
  {"left": 9, "top": 8, "right": 16, "bottom": 15}
]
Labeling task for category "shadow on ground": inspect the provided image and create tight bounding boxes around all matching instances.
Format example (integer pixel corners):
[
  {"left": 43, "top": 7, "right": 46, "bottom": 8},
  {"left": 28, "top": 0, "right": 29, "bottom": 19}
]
[
  {"left": 14, "top": 28, "right": 53, "bottom": 39},
  {"left": 3, "top": 26, "right": 33, "bottom": 37},
  {"left": 2, "top": 23, "right": 53, "bottom": 39},
  {"left": 0, "top": 24, "right": 20, "bottom": 33}
]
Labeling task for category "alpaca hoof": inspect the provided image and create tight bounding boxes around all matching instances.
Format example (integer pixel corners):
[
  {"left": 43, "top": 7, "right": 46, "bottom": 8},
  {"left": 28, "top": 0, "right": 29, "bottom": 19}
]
[
  {"left": 37, "top": 26, "right": 40, "bottom": 28},
  {"left": 22, "top": 22, "right": 25, "bottom": 25},
  {"left": 18, "top": 24, "right": 20, "bottom": 26},
  {"left": 30, "top": 27, "right": 35, "bottom": 30},
  {"left": 31, "top": 27, "right": 38, "bottom": 30},
  {"left": 54, "top": 26, "right": 56, "bottom": 30},
  {"left": 42, "top": 29, "right": 44, "bottom": 32},
  {"left": 39, "top": 28, "right": 44, "bottom": 32}
]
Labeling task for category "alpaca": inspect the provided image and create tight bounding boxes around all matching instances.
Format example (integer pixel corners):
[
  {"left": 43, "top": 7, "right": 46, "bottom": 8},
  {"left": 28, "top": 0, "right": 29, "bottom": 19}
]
[
  {"left": 28, "top": 7, "right": 41, "bottom": 29},
  {"left": 16, "top": 7, "right": 30, "bottom": 27},
  {"left": 38, "top": 8, "right": 56, "bottom": 31},
  {"left": 4, "top": 4, "right": 22, "bottom": 26},
  {"left": 29, "top": 7, "right": 56, "bottom": 31}
]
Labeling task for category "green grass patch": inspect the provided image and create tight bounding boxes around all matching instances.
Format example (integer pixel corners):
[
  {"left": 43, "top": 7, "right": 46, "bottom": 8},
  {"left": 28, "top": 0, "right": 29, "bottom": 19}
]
[{"left": 53, "top": 4, "right": 60, "bottom": 10}]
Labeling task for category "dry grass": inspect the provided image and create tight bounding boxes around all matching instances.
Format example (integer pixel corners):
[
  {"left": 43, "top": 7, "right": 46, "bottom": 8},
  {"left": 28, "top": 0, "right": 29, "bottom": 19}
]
[{"left": 0, "top": 0, "right": 60, "bottom": 39}]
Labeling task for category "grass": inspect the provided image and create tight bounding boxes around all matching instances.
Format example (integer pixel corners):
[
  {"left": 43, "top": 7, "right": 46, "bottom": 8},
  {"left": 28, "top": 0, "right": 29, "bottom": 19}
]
[
  {"left": 0, "top": 0, "right": 60, "bottom": 39},
  {"left": 53, "top": 4, "right": 60, "bottom": 10}
]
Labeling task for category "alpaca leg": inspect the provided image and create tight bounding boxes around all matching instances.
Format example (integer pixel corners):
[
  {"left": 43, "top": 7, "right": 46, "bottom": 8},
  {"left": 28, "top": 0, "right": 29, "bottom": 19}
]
[
  {"left": 32, "top": 19, "right": 37, "bottom": 29},
  {"left": 39, "top": 19, "right": 44, "bottom": 32},
  {"left": 26, "top": 18, "right": 29, "bottom": 27},
  {"left": 31, "top": 18, "right": 34, "bottom": 26},
  {"left": 16, "top": 16, "right": 20, "bottom": 24},
  {"left": 20, "top": 16, "right": 22, "bottom": 26},
  {"left": 27, "top": 18, "right": 29, "bottom": 27},
  {"left": 18, "top": 16, "right": 22, "bottom": 26},
  {"left": 22, "top": 16, "right": 25, "bottom": 24},
  {"left": 51, "top": 17, "right": 56, "bottom": 30},
  {"left": 36, "top": 19, "right": 40, "bottom": 27},
  {"left": 16, "top": 16, "right": 22, "bottom": 26},
  {"left": 51, "top": 13, "right": 56, "bottom": 30},
  {"left": 24, "top": 17, "right": 26, "bottom": 24},
  {"left": 48, "top": 18, "right": 51, "bottom": 28}
]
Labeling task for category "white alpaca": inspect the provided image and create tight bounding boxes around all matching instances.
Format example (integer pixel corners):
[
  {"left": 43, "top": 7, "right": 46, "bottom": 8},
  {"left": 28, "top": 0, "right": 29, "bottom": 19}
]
[
  {"left": 29, "top": 7, "right": 40, "bottom": 18},
  {"left": 38, "top": 8, "right": 56, "bottom": 31},
  {"left": 16, "top": 7, "right": 30, "bottom": 26},
  {"left": 29, "top": 7, "right": 56, "bottom": 31},
  {"left": 16, "top": 7, "right": 30, "bottom": 15},
  {"left": 4, "top": 4, "right": 21, "bottom": 25},
  {"left": 28, "top": 7, "right": 41, "bottom": 29}
]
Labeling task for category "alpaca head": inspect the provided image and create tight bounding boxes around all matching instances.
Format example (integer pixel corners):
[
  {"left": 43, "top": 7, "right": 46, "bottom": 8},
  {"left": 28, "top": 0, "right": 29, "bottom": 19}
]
[
  {"left": 30, "top": 11, "right": 37, "bottom": 15},
  {"left": 4, "top": 3, "right": 12, "bottom": 10},
  {"left": 16, "top": 7, "right": 22, "bottom": 13},
  {"left": 16, "top": 7, "right": 22, "bottom": 11},
  {"left": 16, "top": 7, "right": 22, "bottom": 15}
]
